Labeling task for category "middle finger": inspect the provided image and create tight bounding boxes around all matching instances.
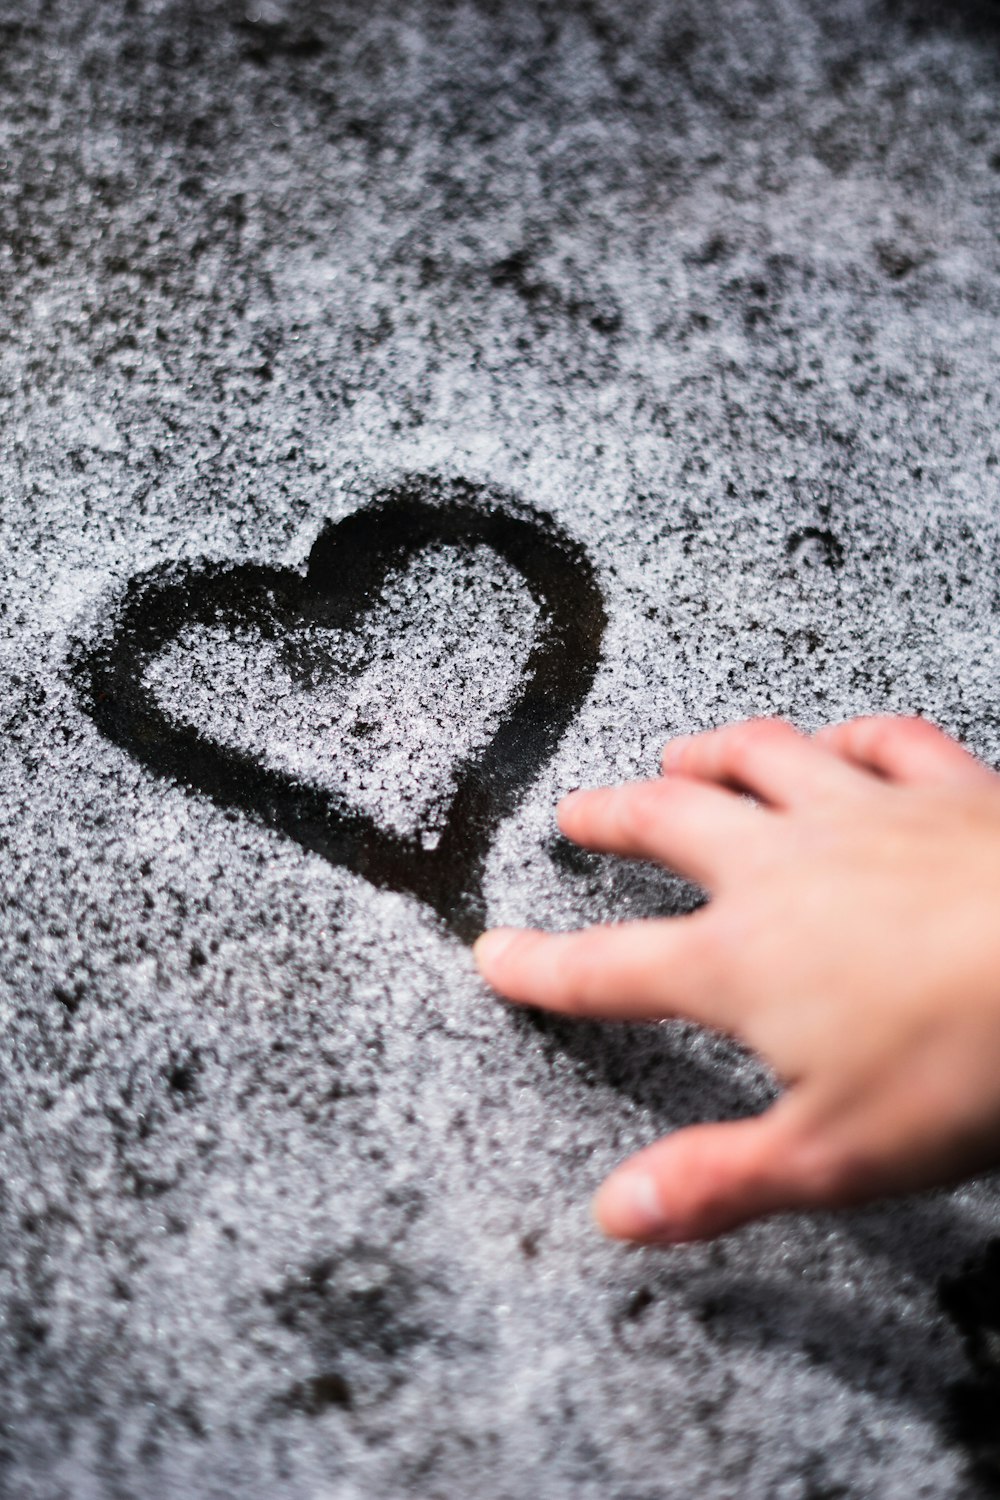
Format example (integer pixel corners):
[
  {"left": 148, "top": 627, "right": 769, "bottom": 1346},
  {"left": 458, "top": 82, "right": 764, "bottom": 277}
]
[{"left": 558, "top": 774, "right": 771, "bottom": 890}]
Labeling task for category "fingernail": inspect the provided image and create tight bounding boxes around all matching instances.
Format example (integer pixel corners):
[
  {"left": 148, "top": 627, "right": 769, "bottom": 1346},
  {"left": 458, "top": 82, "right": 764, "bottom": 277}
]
[
  {"left": 593, "top": 1170, "right": 672, "bottom": 1240},
  {"left": 473, "top": 928, "right": 519, "bottom": 975}
]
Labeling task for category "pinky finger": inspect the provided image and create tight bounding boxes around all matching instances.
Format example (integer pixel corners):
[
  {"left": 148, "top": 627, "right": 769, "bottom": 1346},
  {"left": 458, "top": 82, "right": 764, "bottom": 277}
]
[{"left": 814, "top": 716, "right": 995, "bottom": 788}]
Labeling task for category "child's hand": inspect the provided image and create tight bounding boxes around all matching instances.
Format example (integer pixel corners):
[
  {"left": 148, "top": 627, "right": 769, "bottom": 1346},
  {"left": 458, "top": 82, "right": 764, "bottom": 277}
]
[{"left": 474, "top": 717, "right": 1000, "bottom": 1244}]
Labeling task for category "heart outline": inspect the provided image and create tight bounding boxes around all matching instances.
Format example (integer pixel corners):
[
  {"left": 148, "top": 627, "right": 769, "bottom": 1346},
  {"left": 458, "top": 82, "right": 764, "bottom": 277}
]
[{"left": 74, "top": 475, "right": 607, "bottom": 940}]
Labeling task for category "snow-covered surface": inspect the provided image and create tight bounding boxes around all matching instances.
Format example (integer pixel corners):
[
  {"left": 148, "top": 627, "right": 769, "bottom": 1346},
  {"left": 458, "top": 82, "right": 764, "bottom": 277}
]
[
  {"left": 1, "top": 1, "right": 999, "bottom": 1495},
  {"left": 142, "top": 543, "right": 540, "bottom": 843}
]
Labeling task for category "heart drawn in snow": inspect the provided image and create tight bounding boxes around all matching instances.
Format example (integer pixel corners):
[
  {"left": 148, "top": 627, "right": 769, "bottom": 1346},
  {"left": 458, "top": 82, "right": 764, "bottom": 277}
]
[{"left": 75, "top": 476, "right": 607, "bottom": 940}]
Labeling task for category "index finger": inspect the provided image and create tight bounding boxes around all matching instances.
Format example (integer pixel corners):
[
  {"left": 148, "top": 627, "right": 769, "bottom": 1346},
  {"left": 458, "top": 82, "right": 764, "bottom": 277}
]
[{"left": 474, "top": 914, "right": 737, "bottom": 1031}]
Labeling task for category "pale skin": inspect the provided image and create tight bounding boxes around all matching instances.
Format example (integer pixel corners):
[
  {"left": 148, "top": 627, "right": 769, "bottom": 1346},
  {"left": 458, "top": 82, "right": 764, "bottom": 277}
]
[{"left": 473, "top": 716, "right": 1000, "bottom": 1244}]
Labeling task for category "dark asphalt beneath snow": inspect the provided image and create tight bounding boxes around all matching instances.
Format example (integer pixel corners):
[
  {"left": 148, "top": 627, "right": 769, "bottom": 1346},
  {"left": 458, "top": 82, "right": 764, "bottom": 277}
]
[{"left": 1, "top": 2, "right": 1000, "bottom": 1496}]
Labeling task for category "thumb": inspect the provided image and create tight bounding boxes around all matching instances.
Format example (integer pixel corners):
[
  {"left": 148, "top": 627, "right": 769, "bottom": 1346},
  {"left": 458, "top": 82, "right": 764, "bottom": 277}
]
[{"left": 593, "top": 1103, "right": 820, "bottom": 1244}]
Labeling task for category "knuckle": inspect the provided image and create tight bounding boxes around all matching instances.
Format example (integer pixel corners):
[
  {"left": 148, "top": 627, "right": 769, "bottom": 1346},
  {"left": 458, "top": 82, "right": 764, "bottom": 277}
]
[
  {"left": 612, "top": 785, "right": 663, "bottom": 847},
  {"left": 897, "top": 713, "right": 937, "bottom": 735},
  {"left": 781, "top": 1135, "right": 842, "bottom": 1203},
  {"left": 669, "top": 1152, "right": 730, "bottom": 1232},
  {"left": 724, "top": 730, "right": 760, "bottom": 779},
  {"left": 800, "top": 1150, "right": 848, "bottom": 1204},
  {"left": 691, "top": 907, "right": 740, "bottom": 985},
  {"left": 868, "top": 714, "right": 932, "bottom": 750},
  {"left": 788, "top": 1131, "right": 875, "bottom": 1207},
  {"left": 643, "top": 776, "right": 684, "bottom": 819},
  {"left": 740, "top": 717, "right": 791, "bottom": 742},
  {"left": 854, "top": 719, "right": 899, "bottom": 763},
  {"left": 869, "top": 715, "right": 915, "bottom": 748},
  {"left": 724, "top": 718, "right": 788, "bottom": 769},
  {"left": 687, "top": 1150, "right": 773, "bottom": 1236},
  {"left": 612, "top": 792, "right": 646, "bottom": 845},
  {"left": 547, "top": 937, "right": 602, "bottom": 1014}
]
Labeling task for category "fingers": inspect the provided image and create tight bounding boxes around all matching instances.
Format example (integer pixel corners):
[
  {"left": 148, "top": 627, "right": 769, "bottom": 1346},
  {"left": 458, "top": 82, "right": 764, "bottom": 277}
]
[
  {"left": 661, "top": 718, "right": 864, "bottom": 808},
  {"left": 814, "top": 715, "right": 994, "bottom": 788},
  {"left": 557, "top": 775, "right": 770, "bottom": 890},
  {"left": 659, "top": 715, "right": 994, "bottom": 804},
  {"left": 593, "top": 1098, "right": 825, "bottom": 1243},
  {"left": 474, "top": 915, "right": 735, "bottom": 1030}
]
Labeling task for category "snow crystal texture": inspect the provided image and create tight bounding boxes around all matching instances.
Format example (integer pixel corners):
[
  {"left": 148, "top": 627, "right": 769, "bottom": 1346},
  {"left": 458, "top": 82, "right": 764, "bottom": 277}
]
[{"left": 0, "top": 1, "right": 999, "bottom": 1497}]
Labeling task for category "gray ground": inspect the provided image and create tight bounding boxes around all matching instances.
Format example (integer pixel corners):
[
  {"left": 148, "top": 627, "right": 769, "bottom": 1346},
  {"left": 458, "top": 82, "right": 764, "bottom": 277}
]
[{"left": 1, "top": 1, "right": 1000, "bottom": 1495}]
